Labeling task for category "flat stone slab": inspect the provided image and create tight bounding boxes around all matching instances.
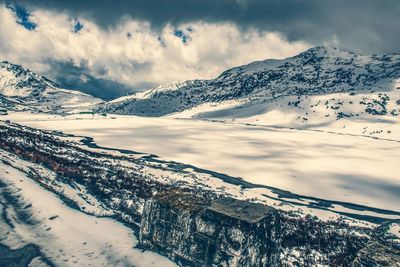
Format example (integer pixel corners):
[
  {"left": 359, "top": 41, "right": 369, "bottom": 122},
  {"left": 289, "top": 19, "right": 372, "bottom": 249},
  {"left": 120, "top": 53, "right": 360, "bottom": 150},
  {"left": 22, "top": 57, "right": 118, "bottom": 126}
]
[{"left": 208, "top": 197, "right": 275, "bottom": 224}]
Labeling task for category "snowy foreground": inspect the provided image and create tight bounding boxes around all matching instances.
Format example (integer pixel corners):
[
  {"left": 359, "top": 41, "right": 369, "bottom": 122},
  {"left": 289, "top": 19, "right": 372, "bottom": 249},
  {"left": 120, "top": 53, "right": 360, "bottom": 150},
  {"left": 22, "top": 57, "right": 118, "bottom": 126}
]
[
  {"left": 5, "top": 112, "right": 400, "bottom": 213},
  {"left": 0, "top": 157, "right": 176, "bottom": 266}
]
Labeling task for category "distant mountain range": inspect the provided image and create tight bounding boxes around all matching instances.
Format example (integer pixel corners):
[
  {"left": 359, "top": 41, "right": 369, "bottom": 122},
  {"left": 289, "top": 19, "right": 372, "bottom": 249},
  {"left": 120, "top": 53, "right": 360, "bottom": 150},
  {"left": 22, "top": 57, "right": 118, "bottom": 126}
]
[
  {"left": 0, "top": 61, "right": 102, "bottom": 113},
  {"left": 1, "top": 47, "right": 400, "bottom": 124},
  {"left": 94, "top": 46, "right": 400, "bottom": 120}
]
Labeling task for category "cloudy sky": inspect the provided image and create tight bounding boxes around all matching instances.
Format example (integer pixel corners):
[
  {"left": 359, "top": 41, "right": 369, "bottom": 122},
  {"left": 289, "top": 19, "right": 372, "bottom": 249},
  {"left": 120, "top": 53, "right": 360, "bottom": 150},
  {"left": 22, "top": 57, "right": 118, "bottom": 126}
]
[{"left": 0, "top": 0, "right": 399, "bottom": 99}]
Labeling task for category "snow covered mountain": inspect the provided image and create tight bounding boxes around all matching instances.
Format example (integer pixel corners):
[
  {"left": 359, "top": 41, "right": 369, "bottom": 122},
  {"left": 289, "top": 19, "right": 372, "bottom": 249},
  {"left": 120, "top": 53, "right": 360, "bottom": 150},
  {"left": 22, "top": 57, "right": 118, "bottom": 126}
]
[
  {"left": 0, "top": 61, "right": 103, "bottom": 113},
  {"left": 95, "top": 46, "right": 400, "bottom": 123}
]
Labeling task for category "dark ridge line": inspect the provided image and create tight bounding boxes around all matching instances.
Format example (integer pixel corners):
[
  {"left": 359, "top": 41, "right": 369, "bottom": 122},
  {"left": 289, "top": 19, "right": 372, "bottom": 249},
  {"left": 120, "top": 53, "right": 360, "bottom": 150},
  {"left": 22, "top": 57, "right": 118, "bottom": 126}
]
[
  {"left": 262, "top": 194, "right": 392, "bottom": 224},
  {"left": 0, "top": 180, "right": 15, "bottom": 229}
]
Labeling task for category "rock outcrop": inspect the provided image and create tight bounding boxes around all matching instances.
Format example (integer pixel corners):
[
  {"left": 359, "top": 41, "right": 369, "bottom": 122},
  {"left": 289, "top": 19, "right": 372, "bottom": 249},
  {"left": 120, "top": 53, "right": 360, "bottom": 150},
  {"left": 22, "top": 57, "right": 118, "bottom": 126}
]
[
  {"left": 352, "top": 242, "right": 400, "bottom": 267},
  {"left": 0, "top": 244, "right": 41, "bottom": 267},
  {"left": 139, "top": 192, "right": 281, "bottom": 266}
]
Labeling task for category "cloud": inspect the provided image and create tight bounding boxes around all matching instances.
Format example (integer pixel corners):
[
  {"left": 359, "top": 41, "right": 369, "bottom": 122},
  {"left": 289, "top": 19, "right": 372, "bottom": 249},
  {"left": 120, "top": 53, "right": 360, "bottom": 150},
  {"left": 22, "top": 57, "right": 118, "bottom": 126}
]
[
  {"left": 5, "top": 0, "right": 400, "bottom": 54},
  {"left": 45, "top": 60, "right": 146, "bottom": 100},
  {"left": 0, "top": 4, "right": 309, "bottom": 99}
]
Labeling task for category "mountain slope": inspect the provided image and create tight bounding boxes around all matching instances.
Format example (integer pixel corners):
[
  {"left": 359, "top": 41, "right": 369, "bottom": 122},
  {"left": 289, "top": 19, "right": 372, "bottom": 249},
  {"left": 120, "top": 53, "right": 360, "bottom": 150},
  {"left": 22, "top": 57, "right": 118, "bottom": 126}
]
[
  {"left": 0, "top": 61, "right": 103, "bottom": 113},
  {"left": 96, "top": 46, "right": 400, "bottom": 119}
]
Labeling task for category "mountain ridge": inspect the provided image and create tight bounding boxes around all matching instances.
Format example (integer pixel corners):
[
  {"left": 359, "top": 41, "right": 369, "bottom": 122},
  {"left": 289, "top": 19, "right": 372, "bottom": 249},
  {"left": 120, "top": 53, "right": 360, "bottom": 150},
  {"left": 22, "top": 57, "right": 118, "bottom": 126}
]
[
  {"left": 0, "top": 60, "right": 102, "bottom": 113},
  {"left": 1, "top": 46, "right": 400, "bottom": 122},
  {"left": 95, "top": 46, "right": 400, "bottom": 117}
]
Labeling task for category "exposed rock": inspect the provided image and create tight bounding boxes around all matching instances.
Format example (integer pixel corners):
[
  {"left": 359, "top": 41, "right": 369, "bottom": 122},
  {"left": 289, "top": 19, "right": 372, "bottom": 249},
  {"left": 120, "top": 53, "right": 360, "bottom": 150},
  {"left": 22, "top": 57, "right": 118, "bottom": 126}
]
[
  {"left": 352, "top": 242, "right": 400, "bottom": 267},
  {"left": 139, "top": 193, "right": 280, "bottom": 266},
  {"left": 0, "top": 244, "right": 41, "bottom": 267}
]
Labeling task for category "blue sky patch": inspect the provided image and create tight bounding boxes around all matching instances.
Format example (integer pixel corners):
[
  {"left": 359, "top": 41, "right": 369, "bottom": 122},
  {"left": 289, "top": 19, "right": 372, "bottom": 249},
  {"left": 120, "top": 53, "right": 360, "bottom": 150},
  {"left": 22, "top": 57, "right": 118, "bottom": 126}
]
[
  {"left": 6, "top": 2, "right": 37, "bottom": 31},
  {"left": 173, "top": 29, "right": 191, "bottom": 44},
  {"left": 72, "top": 18, "right": 84, "bottom": 33}
]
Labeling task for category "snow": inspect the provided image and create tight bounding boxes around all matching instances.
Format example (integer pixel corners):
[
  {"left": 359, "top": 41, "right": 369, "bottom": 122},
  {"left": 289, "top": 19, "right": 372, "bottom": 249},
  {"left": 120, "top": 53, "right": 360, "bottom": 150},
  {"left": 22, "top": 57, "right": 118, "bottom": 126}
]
[
  {"left": 0, "top": 66, "right": 31, "bottom": 97},
  {"left": 0, "top": 161, "right": 177, "bottom": 267},
  {"left": 111, "top": 81, "right": 188, "bottom": 103},
  {"left": 178, "top": 87, "right": 400, "bottom": 140},
  {"left": 226, "top": 58, "right": 284, "bottom": 76},
  {"left": 96, "top": 46, "right": 400, "bottom": 118},
  {"left": 4, "top": 112, "right": 400, "bottom": 213},
  {"left": 0, "top": 60, "right": 103, "bottom": 113},
  {"left": 167, "top": 99, "right": 246, "bottom": 118},
  {"left": 388, "top": 223, "right": 400, "bottom": 240}
]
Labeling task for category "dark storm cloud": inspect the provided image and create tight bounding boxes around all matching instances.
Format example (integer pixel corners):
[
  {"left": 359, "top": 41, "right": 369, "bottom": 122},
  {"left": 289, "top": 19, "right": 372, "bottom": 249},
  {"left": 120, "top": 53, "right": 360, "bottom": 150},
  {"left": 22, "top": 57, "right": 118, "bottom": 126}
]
[
  {"left": 5, "top": 0, "right": 400, "bottom": 54},
  {"left": 45, "top": 60, "right": 151, "bottom": 100}
]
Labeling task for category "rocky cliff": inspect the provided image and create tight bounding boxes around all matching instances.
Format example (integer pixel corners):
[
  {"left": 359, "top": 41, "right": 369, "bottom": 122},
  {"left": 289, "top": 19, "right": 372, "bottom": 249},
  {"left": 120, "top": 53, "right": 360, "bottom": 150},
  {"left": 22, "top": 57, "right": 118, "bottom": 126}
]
[{"left": 140, "top": 193, "right": 281, "bottom": 266}]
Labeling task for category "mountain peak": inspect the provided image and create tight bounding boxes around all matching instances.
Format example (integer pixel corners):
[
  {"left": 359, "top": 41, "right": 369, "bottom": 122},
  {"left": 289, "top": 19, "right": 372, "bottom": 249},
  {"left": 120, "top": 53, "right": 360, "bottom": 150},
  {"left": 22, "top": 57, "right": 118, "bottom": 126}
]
[
  {"left": 307, "top": 45, "right": 341, "bottom": 53},
  {"left": 294, "top": 46, "right": 357, "bottom": 61},
  {"left": 0, "top": 60, "right": 60, "bottom": 97},
  {"left": 0, "top": 61, "right": 25, "bottom": 75},
  {"left": 219, "top": 46, "right": 357, "bottom": 78},
  {"left": 0, "top": 60, "right": 102, "bottom": 112},
  {"left": 0, "top": 60, "right": 29, "bottom": 73},
  {"left": 304, "top": 46, "right": 356, "bottom": 55}
]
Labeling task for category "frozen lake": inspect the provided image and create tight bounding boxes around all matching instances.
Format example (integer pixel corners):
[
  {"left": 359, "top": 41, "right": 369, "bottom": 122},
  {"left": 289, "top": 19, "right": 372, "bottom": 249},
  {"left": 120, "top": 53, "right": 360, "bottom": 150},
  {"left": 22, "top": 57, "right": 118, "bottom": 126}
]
[{"left": 4, "top": 112, "right": 400, "bottom": 212}]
